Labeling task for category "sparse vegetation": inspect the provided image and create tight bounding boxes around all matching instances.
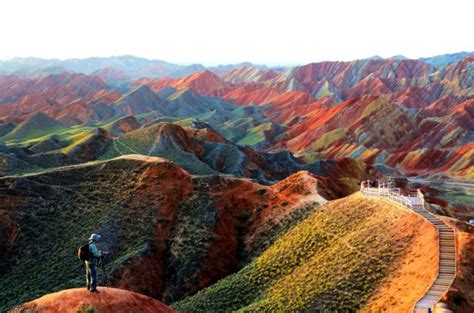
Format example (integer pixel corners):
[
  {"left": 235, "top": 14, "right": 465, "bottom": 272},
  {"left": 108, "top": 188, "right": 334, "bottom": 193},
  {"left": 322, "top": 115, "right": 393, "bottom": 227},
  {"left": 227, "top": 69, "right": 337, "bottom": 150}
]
[
  {"left": 237, "top": 123, "right": 273, "bottom": 146},
  {"left": 163, "top": 178, "right": 218, "bottom": 303},
  {"left": 3, "top": 112, "right": 69, "bottom": 142},
  {"left": 98, "top": 124, "right": 216, "bottom": 175},
  {"left": 173, "top": 194, "right": 416, "bottom": 312},
  {"left": 0, "top": 160, "right": 166, "bottom": 311},
  {"left": 247, "top": 202, "right": 318, "bottom": 260}
]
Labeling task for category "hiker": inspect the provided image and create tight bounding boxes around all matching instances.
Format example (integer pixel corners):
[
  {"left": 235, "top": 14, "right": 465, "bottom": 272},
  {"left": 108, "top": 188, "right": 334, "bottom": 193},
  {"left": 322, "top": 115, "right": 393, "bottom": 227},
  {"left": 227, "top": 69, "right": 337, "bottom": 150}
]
[{"left": 84, "top": 233, "right": 105, "bottom": 292}]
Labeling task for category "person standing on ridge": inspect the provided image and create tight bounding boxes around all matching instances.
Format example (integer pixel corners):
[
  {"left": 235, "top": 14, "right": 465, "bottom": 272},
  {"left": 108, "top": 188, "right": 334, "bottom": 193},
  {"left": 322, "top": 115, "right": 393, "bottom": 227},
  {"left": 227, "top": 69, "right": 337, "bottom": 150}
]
[{"left": 83, "top": 233, "right": 105, "bottom": 293}]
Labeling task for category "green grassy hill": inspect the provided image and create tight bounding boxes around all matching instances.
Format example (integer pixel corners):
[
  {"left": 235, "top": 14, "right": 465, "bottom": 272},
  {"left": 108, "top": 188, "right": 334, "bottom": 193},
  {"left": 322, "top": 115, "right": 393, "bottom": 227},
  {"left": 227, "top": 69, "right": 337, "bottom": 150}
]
[
  {"left": 2, "top": 112, "right": 69, "bottom": 142},
  {"left": 98, "top": 123, "right": 216, "bottom": 175},
  {"left": 173, "top": 193, "right": 428, "bottom": 312}
]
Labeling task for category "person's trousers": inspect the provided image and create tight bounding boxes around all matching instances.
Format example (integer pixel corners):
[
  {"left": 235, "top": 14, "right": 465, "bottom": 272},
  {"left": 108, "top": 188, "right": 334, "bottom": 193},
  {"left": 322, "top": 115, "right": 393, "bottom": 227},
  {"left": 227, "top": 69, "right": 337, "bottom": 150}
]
[{"left": 85, "top": 262, "right": 97, "bottom": 291}]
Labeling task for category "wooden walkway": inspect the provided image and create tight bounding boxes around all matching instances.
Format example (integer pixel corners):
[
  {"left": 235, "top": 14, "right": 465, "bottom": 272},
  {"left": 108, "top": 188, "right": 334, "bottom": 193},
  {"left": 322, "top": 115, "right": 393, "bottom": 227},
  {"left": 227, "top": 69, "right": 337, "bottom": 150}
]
[{"left": 360, "top": 181, "right": 456, "bottom": 313}]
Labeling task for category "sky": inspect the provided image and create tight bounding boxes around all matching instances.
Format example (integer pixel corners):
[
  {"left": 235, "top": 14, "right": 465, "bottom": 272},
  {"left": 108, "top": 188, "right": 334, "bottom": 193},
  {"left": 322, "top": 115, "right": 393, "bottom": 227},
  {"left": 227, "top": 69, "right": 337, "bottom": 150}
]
[{"left": 0, "top": 0, "right": 473, "bottom": 66}]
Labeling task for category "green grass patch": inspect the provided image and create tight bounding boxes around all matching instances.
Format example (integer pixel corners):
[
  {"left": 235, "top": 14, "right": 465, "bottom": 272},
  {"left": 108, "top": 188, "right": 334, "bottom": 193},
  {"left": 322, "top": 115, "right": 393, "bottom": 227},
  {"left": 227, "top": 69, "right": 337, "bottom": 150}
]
[
  {"left": 0, "top": 162, "right": 163, "bottom": 311},
  {"left": 173, "top": 195, "right": 415, "bottom": 312}
]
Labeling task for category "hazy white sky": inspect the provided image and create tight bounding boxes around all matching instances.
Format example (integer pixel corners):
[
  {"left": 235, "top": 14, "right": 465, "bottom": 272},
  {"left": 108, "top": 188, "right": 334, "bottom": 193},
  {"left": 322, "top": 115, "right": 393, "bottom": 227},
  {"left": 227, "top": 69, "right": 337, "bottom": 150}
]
[{"left": 0, "top": 0, "right": 472, "bottom": 66}]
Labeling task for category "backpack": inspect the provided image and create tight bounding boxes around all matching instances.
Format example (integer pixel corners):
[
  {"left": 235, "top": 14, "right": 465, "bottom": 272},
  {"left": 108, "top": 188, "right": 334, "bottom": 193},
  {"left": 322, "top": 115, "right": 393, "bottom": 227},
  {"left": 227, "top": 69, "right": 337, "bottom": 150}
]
[{"left": 77, "top": 243, "right": 91, "bottom": 261}]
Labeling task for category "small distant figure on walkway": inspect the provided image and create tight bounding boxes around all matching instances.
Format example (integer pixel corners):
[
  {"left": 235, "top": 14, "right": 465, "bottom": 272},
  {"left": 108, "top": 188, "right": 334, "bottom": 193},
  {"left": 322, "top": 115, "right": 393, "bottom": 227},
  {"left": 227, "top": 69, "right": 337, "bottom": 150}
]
[
  {"left": 427, "top": 308, "right": 432, "bottom": 313},
  {"left": 77, "top": 233, "right": 106, "bottom": 293}
]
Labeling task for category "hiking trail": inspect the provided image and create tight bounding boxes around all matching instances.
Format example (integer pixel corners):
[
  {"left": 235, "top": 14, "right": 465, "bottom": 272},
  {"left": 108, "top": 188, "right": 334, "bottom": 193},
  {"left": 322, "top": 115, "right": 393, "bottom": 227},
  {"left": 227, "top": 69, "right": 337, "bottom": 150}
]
[{"left": 360, "top": 181, "right": 456, "bottom": 313}]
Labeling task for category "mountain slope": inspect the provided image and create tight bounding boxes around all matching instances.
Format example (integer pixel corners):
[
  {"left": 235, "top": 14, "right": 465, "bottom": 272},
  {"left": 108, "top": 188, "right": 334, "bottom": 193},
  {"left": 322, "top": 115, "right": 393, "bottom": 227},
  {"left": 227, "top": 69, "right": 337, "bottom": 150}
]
[
  {"left": 174, "top": 193, "right": 437, "bottom": 312},
  {"left": 158, "top": 87, "right": 235, "bottom": 117},
  {"left": 134, "top": 70, "right": 226, "bottom": 96},
  {"left": 112, "top": 85, "right": 163, "bottom": 116},
  {"left": 3, "top": 112, "right": 69, "bottom": 141},
  {"left": 0, "top": 72, "right": 115, "bottom": 123},
  {"left": 98, "top": 122, "right": 376, "bottom": 186},
  {"left": 420, "top": 51, "right": 474, "bottom": 69},
  {"left": 222, "top": 66, "right": 278, "bottom": 84},
  {"left": 0, "top": 155, "right": 329, "bottom": 311},
  {"left": 98, "top": 122, "right": 301, "bottom": 181}
]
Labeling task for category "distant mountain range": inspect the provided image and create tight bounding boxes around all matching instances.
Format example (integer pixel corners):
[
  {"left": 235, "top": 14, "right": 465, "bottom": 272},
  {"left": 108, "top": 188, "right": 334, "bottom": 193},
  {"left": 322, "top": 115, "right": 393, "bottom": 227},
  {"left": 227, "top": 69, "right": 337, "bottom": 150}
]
[
  {"left": 1, "top": 52, "right": 471, "bottom": 84},
  {"left": 419, "top": 51, "right": 474, "bottom": 69},
  {"left": 0, "top": 55, "right": 274, "bottom": 84},
  {"left": 0, "top": 52, "right": 473, "bottom": 181}
]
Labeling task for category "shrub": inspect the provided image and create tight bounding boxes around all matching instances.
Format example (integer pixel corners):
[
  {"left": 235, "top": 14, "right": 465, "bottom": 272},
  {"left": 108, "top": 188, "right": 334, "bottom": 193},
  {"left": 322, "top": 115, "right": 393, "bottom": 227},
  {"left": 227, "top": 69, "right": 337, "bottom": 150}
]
[{"left": 238, "top": 210, "right": 252, "bottom": 221}]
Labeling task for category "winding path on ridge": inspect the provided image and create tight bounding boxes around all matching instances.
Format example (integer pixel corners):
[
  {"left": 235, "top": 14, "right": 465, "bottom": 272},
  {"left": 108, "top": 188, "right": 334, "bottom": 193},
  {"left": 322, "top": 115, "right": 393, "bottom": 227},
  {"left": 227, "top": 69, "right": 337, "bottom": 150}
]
[{"left": 360, "top": 183, "right": 456, "bottom": 313}]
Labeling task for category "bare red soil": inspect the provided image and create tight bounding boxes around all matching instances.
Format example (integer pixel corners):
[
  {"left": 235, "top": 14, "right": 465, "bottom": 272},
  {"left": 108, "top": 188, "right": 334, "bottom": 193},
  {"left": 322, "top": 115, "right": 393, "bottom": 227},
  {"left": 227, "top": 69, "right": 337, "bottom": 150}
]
[{"left": 10, "top": 287, "right": 174, "bottom": 313}]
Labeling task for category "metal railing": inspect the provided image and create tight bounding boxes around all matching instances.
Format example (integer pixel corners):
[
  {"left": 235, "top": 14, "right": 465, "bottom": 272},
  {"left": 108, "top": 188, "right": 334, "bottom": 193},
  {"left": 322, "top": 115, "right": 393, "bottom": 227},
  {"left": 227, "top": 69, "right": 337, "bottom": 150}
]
[
  {"left": 360, "top": 180, "right": 423, "bottom": 210},
  {"left": 360, "top": 180, "right": 456, "bottom": 312}
]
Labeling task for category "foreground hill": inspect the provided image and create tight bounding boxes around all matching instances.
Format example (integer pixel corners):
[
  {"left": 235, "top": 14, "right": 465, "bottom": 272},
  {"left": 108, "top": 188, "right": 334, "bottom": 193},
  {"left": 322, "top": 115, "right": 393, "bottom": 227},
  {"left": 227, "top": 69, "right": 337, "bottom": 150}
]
[
  {"left": 174, "top": 193, "right": 438, "bottom": 312},
  {"left": 0, "top": 155, "right": 330, "bottom": 311},
  {"left": 10, "top": 287, "right": 174, "bottom": 313}
]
